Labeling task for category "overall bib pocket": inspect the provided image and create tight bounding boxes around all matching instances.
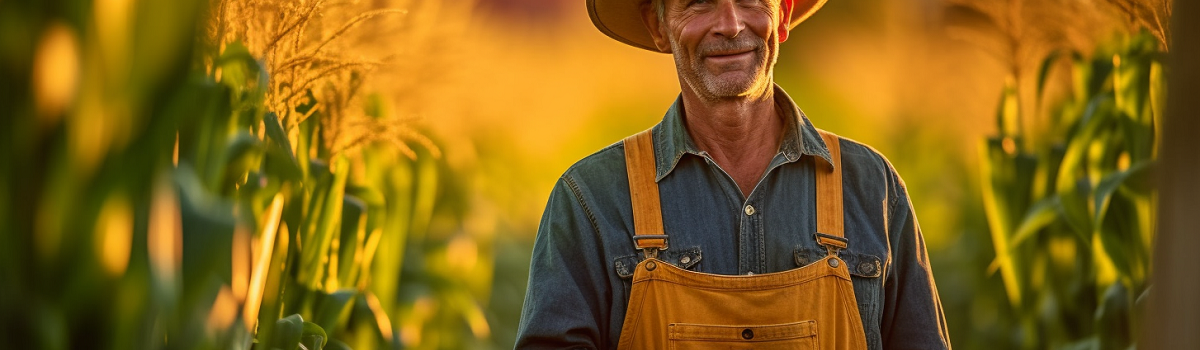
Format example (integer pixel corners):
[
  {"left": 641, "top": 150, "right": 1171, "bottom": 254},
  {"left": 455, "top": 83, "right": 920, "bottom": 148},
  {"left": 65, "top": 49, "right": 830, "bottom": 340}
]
[{"left": 668, "top": 321, "right": 818, "bottom": 350}]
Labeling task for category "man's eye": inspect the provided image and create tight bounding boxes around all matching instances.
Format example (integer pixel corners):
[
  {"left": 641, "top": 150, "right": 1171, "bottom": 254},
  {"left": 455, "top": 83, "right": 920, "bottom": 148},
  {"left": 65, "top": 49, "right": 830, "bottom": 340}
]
[{"left": 689, "top": 0, "right": 712, "bottom": 5}]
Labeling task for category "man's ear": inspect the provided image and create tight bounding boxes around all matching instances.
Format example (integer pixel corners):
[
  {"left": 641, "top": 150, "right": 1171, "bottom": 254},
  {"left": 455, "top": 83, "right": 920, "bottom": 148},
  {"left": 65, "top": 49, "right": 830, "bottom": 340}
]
[
  {"left": 640, "top": 2, "right": 672, "bottom": 53},
  {"left": 777, "top": 0, "right": 794, "bottom": 43}
]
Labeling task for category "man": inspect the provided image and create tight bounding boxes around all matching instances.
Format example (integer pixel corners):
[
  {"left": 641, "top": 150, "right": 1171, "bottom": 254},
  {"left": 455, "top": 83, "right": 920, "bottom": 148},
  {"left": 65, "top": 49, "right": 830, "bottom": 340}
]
[{"left": 516, "top": 0, "right": 951, "bottom": 348}]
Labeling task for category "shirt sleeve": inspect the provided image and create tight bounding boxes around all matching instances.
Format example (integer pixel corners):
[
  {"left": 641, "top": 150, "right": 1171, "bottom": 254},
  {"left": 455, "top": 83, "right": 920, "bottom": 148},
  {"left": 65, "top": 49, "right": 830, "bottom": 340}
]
[
  {"left": 515, "top": 174, "right": 612, "bottom": 349},
  {"left": 881, "top": 169, "right": 953, "bottom": 350}
]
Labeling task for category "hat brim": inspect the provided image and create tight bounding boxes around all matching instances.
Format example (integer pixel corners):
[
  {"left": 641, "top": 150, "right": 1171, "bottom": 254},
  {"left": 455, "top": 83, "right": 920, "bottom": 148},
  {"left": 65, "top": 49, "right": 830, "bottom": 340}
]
[{"left": 587, "top": 0, "right": 828, "bottom": 53}]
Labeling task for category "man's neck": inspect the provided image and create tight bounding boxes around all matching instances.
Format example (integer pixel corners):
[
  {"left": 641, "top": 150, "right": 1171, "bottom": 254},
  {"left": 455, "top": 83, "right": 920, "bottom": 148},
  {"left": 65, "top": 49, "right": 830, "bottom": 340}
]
[{"left": 680, "top": 84, "right": 785, "bottom": 198}]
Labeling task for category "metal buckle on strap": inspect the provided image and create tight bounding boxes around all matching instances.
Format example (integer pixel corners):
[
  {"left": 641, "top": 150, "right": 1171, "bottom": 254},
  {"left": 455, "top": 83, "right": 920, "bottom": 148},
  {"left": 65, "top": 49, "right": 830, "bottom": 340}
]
[
  {"left": 634, "top": 235, "right": 669, "bottom": 259},
  {"left": 814, "top": 232, "right": 848, "bottom": 255}
]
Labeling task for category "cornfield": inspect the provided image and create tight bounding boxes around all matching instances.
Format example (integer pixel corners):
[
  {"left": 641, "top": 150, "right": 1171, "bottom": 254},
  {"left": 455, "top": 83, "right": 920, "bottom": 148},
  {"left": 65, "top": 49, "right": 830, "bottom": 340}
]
[{"left": 0, "top": 0, "right": 1183, "bottom": 349}]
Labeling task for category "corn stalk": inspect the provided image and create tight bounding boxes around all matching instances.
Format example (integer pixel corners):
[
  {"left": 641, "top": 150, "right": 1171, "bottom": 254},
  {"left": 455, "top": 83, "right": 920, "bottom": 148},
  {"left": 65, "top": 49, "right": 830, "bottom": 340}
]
[{"left": 979, "top": 30, "right": 1162, "bottom": 350}]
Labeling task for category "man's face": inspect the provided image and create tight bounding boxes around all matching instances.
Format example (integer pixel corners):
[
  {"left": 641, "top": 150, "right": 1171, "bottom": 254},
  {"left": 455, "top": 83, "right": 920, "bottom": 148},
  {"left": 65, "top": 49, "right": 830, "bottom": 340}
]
[{"left": 655, "top": 0, "right": 785, "bottom": 101}]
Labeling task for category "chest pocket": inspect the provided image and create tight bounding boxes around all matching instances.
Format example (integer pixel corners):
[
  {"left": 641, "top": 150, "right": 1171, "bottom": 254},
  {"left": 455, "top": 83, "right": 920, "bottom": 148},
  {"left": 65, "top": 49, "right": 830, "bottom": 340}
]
[
  {"left": 615, "top": 246, "right": 704, "bottom": 278},
  {"left": 794, "top": 247, "right": 881, "bottom": 278}
]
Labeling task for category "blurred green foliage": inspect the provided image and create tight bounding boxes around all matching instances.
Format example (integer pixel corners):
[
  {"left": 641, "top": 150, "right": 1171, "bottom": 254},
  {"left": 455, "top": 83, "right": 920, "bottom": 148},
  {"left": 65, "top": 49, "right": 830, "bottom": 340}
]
[
  {"left": 1, "top": 0, "right": 493, "bottom": 349},
  {"left": 978, "top": 30, "right": 1162, "bottom": 350}
]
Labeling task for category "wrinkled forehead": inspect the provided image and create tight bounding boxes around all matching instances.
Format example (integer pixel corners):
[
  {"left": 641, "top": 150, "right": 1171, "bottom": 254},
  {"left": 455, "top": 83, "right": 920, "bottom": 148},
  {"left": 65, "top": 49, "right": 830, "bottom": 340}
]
[{"left": 658, "top": 0, "right": 782, "bottom": 9}]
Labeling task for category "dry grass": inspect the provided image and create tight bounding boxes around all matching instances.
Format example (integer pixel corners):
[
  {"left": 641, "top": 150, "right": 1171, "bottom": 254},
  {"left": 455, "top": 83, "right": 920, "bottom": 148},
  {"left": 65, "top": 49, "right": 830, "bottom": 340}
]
[
  {"left": 936, "top": 0, "right": 1170, "bottom": 144},
  {"left": 205, "top": 0, "right": 469, "bottom": 160},
  {"left": 940, "top": 0, "right": 1170, "bottom": 81}
]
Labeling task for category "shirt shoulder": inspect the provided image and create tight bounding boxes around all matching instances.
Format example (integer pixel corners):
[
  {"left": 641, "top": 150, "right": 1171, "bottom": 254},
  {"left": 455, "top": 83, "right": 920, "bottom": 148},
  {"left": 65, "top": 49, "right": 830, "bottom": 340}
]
[
  {"left": 831, "top": 134, "right": 908, "bottom": 210},
  {"left": 835, "top": 136, "right": 897, "bottom": 174},
  {"left": 560, "top": 140, "right": 628, "bottom": 185},
  {"left": 549, "top": 140, "right": 634, "bottom": 216}
]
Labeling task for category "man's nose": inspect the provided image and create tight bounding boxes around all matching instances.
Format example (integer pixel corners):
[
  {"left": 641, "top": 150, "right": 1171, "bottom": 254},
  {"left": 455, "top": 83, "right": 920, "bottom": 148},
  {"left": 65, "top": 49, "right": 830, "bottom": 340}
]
[{"left": 711, "top": 0, "right": 745, "bottom": 38}]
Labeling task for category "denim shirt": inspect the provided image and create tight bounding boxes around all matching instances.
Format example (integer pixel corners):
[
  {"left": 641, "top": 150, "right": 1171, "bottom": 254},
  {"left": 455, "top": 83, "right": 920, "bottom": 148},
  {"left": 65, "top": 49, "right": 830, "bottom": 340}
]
[{"left": 515, "top": 85, "right": 951, "bottom": 350}]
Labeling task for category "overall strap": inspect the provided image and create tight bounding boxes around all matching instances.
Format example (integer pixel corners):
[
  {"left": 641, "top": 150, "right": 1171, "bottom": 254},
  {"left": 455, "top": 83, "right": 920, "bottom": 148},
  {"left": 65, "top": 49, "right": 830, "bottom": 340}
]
[
  {"left": 624, "top": 129, "right": 668, "bottom": 258},
  {"left": 815, "top": 130, "right": 848, "bottom": 252}
]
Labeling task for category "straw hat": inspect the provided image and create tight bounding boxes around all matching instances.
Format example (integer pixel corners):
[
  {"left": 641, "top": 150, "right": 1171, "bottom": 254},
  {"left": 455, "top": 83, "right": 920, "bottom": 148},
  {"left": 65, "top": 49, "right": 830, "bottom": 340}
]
[{"left": 586, "top": 0, "right": 828, "bottom": 52}]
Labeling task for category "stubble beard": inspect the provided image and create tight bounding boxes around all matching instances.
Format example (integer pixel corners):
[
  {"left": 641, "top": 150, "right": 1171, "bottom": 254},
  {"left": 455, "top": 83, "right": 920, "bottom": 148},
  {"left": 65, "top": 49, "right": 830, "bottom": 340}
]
[{"left": 671, "top": 33, "right": 777, "bottom": 102}]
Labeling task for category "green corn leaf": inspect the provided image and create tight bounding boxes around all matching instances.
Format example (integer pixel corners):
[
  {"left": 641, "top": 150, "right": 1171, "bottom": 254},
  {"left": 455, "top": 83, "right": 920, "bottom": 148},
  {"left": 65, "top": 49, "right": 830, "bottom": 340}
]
[
  {"left": 263, "top": 113, "right": 298, "bottom": 161},
  {"left": 301, "top": 321, "right": 329, "bottom": 350},
  {"left": 1008, "top": 196, "right": 1062, "bottom": 248},
  {"left": 255, "top": 217, "right": 291, "bottom": 349},
  {"left": 1148, "top": 59, "right": 1166, "bottom": 138},
  {"left": 300, "top": 156, "right": 350, "bottom": 291},
  {"left": 1035, "top": 50, "right": 1064, "bottom": 107},
  {"left": 1117, "top": 112, "right": 1156, "bottom": 164},
  {"left": 298, "top": 161, "right": 332, "bottom": 288},
  {"left": 1086, "top": 50, "right": 1115, "bottom": 100},
  {"left": 324, "top": 339, "right": 353, "bottom": 350},
  {"left": 346, "top": 185, "right": 387, "bottom": 290},
  {"left": 994, "top": 80, "right": 1021, "bottom": 138},
  {"left": 368, "top": 162, "right": 415, "bottom": 317},
  {"left": 409, "top": 155, "right": 440, "bottom": 242},
  {"left": 1070, "top": 50, "right": 1091, "bottom": 107},
  {"left": 346, "top": 184, "right": 387, "bottom": 245},
  {"left": 1056, "top": 94, "right": 1114, "bottom": 236},
  {"left": 1057, "top": 178, "right": 1094, "bottom": 243},
  {"left": 357, "top": 292, "right": 397, "bottom": 345},
  {"left": 1113, "top": 33, "right": 1158, "bottom": 124},
  {"left": 174, "top": 165, "right": 236, "bottom": 288},
  {"left": 296, "top": 117, "right": 315, "bottom": 182},
  {"left": 1093, "top": 162, "right": 1154, "bottom": 228},
  {"left": 978, "top": 138, "right": 1023, "bottom": 306},
  {"left": 313, "top": 289, "right": 358, "bottom": 333},
  {"left": 216, "top": 132, "right": 265, "bottom": 192},
  {"left": 1033, "top": 144, "right": 1067, "bottom": 200},
  {"left": 263, "top": 146, "right": 305, "bottom": 183},
  {"left": 338, "top": 196, "right": 367, "bottom": 284},
  {"left": 1095, "top": 282, "right": 1133, "bottom": 350},
  {"left": 1060, "top": 337, "right": 1100, "bottom": 350},
  {"left": 214, "top": 42, "right": 259, "bottom": 91},
  {"left": 271, "top": 314, "right": 305, "bottom": 350},
  {"left": 1099, "top": 194, "right": 1144, "bottom": 285}
]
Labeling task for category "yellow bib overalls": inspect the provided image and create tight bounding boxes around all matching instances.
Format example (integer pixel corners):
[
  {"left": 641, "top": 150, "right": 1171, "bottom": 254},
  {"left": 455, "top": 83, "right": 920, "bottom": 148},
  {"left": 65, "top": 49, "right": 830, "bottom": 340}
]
[{"left": 615, "top": 129, "right": 868, "bottom": 350}]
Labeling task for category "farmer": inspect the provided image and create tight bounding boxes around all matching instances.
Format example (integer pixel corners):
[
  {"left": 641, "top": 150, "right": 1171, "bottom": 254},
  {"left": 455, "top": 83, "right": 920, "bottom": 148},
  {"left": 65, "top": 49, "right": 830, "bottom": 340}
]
[{"left": 516, "top": 0, "right": 951, "bottom": 348}]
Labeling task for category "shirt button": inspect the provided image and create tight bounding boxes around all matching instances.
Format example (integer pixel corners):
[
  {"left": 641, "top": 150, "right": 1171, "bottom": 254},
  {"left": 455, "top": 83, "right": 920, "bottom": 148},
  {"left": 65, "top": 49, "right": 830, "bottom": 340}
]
[
  {"left": 680, "top": 256, "right": 692, "bottom": 264},
  {"left": 744, "top": 205, "right": 756, "bottom": 216},
  {"left": 746, "top": 271, "right": 755, "bottom": 275},
  {"left": 858, "top": 261, "right": 876, "bottom": 275}
]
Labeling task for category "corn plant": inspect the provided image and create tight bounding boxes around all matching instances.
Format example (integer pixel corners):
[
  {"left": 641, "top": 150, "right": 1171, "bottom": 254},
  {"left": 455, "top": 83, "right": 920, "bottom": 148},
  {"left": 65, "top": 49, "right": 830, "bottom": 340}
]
[
  {"left": 979, "top": 30, "right": 1162, "bottom": 350},
  {"left": 1, "top": 0, "right": 491, "bottom": 348}
]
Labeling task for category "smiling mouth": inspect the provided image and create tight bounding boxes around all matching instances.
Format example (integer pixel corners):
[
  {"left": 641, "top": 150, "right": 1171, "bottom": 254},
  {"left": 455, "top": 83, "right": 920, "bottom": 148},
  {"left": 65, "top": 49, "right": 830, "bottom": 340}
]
[
  {"left": 702, "top": 50, "right": 756, "bottom": 65},
  {"left": 705, "top": 50, "right": 753, "bottom": 59}
]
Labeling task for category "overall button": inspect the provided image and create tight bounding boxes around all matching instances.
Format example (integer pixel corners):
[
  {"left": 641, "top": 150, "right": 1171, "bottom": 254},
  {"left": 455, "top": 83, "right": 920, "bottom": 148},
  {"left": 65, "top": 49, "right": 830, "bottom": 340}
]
[
  {"left": 680, "top": 256, "right": 691, "bottom": 264},
  {"left": 741, "top": 328, "right": 754, "bottom": 340},
  {"left": 744, "top": 205, "right": 756, "bottom": 216},
  {"left": 828, "top": 258, "right": 840, "bottom": 268},
  {"left": 646, "top": 261, "right": 657, "bottom": 271}
]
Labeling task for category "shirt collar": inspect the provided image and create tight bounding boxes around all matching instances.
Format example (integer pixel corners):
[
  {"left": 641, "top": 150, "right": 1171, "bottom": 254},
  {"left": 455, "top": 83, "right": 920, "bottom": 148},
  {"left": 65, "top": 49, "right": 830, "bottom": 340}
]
[{"left": 652, "top": 83, "right": 834, "bottom": 181}]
